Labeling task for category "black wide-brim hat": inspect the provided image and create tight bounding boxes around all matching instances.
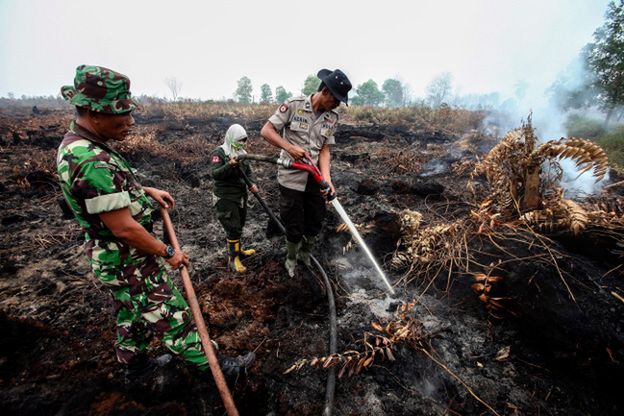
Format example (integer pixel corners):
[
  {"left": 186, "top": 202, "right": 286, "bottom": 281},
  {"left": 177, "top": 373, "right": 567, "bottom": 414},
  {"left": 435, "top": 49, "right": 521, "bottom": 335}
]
[{"left": 317, "top": 68, "right": 352, "bottom": 105}]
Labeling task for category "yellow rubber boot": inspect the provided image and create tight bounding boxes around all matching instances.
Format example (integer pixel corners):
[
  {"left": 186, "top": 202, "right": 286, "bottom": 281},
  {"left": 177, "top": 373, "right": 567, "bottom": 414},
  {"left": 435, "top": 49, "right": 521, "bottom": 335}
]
[
  {"left": 239, "top": 244, "right": 256, "bottom": 259},
  {"left": 227, "top": 239, "right": 247, "bottom": 273}
]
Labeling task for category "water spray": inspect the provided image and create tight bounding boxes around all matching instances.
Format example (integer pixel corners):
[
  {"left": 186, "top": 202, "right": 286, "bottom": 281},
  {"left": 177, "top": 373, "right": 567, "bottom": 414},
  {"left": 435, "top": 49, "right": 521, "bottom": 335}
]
[{"left": 240, "top": 153, "right": 395, "bottom": 296}]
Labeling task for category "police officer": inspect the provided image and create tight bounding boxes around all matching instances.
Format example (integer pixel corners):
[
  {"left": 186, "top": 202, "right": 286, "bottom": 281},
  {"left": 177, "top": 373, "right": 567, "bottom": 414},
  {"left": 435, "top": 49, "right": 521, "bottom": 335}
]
[
  {"left": 211, "top": 124, "right": 258, "bottom": 273},
  {"left": 260, "top": 68, "right": 352, "bottom": 276},
  {"left": 57, "top": 65, "right": 253, "bottom": 376}
]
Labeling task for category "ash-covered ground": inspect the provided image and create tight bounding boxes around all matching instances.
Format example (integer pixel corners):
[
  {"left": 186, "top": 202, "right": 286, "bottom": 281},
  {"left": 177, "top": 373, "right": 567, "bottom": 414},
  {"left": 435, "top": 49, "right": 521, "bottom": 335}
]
[{"left": 0, "top": 105, "right": 622, "bottom": 415}]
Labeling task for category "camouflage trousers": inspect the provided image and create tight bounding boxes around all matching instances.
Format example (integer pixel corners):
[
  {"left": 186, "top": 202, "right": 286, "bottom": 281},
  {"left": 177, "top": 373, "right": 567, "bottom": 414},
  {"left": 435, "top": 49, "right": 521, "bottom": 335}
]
[{"left": 86, "top": 239, "right": 208, "bottom": 370}]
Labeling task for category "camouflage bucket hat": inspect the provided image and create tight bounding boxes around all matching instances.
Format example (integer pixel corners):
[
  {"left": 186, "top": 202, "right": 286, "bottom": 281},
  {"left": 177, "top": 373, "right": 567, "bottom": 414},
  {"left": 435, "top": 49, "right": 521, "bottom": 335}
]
[{"left": 61, "top": 65, "right": 139, "bottom": 114}]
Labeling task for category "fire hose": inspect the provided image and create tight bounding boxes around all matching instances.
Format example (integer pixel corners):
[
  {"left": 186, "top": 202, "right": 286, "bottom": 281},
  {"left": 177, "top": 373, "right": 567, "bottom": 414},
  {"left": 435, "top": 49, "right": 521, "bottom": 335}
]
[
  {"left": 160, "top": 208, "right": 240, "bottom": 416},
  {"left": 238, "top": 152, "right": 396, "bottom": 414},
  {"left": 237, "top": 166, "right": 338, "bottom": 416},
  {"left": 238, "top": 153, "right": 395, "bottom": 295}
]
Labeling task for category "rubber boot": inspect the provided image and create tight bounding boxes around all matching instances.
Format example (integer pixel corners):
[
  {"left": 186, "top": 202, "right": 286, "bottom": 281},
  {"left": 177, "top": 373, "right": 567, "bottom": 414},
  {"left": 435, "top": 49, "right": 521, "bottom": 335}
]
[
  {"left": 227, "top": 239, "right": 246, "bottom": 273},
  {"left": 297, "top": 235, "right": 316, "bottom": 267},
  {"left": 123, "top": 353, "right": 173, "bottom": 388},
  {"left": 218, "top": 351, "right": 256, "bottom": 378},
  {"left": 239, "top": 242, "right": 256, "bottom": 259},
  {"left": 285, "top": 240, "right": 300, "bottom": 277}
]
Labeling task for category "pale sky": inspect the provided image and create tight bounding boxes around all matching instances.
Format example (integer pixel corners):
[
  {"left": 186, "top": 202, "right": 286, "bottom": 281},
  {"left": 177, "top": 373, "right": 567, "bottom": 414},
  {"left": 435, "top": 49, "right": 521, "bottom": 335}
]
[{"left": 0, "top": 0, "right": 611, "bottom": 102}]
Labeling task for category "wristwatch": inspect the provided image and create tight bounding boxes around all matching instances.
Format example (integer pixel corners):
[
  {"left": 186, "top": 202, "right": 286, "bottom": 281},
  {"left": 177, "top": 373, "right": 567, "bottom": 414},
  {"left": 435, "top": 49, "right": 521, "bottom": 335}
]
[{"left": 163, "top": 245, "right": 175, "bottom": 259}]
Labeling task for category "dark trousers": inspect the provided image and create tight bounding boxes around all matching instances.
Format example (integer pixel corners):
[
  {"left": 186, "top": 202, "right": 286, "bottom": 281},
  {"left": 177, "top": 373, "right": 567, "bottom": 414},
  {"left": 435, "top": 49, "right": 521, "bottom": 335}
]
[
  {"left": 215, "top": 198, "right": 247, "bottom": 240},
  {"left": 279, "top": 175, "right": 326, "bottom": 244}
]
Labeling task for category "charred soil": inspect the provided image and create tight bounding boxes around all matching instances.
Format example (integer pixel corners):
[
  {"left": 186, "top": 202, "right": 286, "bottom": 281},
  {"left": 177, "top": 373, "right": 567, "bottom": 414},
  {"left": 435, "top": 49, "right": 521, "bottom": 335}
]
[{"left": 0, "top": 106, "right": 622, "bottom": 415}]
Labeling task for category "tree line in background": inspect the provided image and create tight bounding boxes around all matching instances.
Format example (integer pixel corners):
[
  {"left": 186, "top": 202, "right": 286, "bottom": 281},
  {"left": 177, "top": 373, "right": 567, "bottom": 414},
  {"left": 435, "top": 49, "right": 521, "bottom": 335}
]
[
  {"left": 228, "top": 1, "right": 624, "bottom": 122},
  {"left": 4, "top": 1, "right": 621, "bottom": 124},
  {"left": 233, "top": 73, "right": 412, "bottom": 107},
  {"left": 230, "top": 69, "right": 533, "bottom": 111}
]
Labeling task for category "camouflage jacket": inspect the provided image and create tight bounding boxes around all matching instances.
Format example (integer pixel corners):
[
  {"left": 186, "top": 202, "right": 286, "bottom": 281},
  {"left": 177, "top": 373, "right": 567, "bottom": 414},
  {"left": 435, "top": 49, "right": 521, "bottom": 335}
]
[{"left": 56, "top": 121, "right": 154, "bottom": 241}]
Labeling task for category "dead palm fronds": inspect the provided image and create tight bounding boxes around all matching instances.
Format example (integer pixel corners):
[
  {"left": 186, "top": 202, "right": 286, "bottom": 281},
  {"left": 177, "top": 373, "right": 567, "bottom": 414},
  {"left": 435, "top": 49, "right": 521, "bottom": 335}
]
[{"left": 472, "top": 118, "right": 608, "bottom": 220}]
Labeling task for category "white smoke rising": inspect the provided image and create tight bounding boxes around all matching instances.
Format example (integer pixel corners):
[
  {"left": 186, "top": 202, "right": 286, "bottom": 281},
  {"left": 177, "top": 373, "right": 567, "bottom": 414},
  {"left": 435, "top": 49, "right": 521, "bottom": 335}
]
[{"left": 467, "top": 57, "right": 609, "bottom": 197}]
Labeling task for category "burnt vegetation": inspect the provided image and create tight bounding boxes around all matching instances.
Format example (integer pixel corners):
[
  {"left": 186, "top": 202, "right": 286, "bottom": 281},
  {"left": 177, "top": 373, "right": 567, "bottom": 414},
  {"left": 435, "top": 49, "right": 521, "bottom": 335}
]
[{"left": 0, "top": 102, "right": 623, "bottom": 415}]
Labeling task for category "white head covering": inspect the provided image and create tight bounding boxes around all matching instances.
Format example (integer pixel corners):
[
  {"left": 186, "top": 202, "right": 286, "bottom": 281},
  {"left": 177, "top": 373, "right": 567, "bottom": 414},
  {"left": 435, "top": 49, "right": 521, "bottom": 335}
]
[{"left": 220, "top": 124, "right": 248, "bottom": 158}]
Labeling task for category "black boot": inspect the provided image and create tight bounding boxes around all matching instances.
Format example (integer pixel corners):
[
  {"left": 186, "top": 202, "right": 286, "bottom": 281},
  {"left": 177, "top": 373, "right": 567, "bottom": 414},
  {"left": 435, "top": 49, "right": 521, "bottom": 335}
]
[
  {"left": 124, "top": 353, "right": 173, "bottom": 389},
  {"left": 218, "top": 351, "right": 256, "bottom": 378}
]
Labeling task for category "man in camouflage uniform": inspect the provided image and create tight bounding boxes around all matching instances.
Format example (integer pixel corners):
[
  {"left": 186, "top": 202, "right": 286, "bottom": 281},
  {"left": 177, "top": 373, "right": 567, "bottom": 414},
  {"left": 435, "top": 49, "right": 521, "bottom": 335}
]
[
  {"left": 260, "top": 68, "right": 352, "bottom": 277},
  {"left": 57, "top": 65, "right": 253, "bottom": 376}
]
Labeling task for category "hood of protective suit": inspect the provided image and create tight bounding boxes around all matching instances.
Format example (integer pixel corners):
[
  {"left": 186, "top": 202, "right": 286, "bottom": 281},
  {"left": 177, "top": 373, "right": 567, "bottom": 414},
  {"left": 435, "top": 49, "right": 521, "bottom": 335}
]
[{"left": 220, "top": 124, "right": 248, "bottom": 158}]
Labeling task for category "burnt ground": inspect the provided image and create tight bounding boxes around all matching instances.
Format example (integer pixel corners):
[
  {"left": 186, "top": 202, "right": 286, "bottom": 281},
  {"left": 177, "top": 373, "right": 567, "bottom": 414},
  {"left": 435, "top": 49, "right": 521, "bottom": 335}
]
[{"left": 0, "top": 106, "right": 623, "bottom": 415}]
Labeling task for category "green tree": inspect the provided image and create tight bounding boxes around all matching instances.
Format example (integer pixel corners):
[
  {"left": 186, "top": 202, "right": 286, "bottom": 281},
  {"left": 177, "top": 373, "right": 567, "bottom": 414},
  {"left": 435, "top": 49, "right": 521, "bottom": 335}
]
[
  {"left": 260, "top": 83, "right": 273, "bottom": 103},
  {"left": 275, "top": 86, "right": 292, "bottom": 103},
  {"left": 585, "top": 0, "right": 624, "bottom": 124},
  {"left": 234, "top": 76, "right": 253, "bottom": 104},
  {"left": 351, "top": 95, "right": 364, "bottom": 106},
  {"left": 382, "top": 78, "right": 405, "bottom": 107},
  {"left": 302, "top": 74, "right": 320, "bottom": 95},
  {"left": 353, "top": 79, "right": 384, "bottom": 106},
  {"left": 426, "top": 72, "right": 453, "bottom": 107}
]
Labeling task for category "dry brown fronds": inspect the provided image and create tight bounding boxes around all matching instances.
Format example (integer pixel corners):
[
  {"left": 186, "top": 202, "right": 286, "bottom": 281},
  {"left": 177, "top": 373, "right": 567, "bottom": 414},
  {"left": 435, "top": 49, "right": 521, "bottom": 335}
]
[
  {"left": 391, "top": 209, "right": 464, "bottom": 280},
  {"left": 284, "top": 301, "right": 426, "bottom": 378},
  {"left": 471, "top": 273, "right": 514, "bottom": 319},
  {"left": 451, "top": 159, "right": 475, "bottom": 176},
  {"left": 519, "top": 199, "right": 589, "bottom": 236},
  {"left": 284, "top": 299, "right": 502, "bottom": 415},
  {"left": 391, "top": 207, "right": 475, "bottom": 294},
  {"left": 538, "top": 137, "right": 608, "bottom": 181},
  {"left": 472, "top": 119, "right": 608, "bottom": 218}
]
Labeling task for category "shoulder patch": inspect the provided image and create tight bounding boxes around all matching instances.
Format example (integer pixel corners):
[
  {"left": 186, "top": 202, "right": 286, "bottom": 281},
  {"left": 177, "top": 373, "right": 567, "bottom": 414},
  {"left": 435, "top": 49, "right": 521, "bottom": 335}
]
[
  {"left": 279, "top": 104, "right": 288, "bottom": 113},
  {"left": 211, "top": 155, "right": 221, "bottom": 164},
  {"left": 324, "top": 113, "right": 338, "bottom": 124}
]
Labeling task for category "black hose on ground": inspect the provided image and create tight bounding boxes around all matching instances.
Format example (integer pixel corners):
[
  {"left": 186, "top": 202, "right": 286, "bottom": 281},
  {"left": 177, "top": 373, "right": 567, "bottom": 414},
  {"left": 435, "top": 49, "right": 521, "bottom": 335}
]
[
  {"left": 238, "top": 167, "right": 338, "bottom": 416},
  {"left": 311, "top": 254, "right": 337, "bottom": 416}
]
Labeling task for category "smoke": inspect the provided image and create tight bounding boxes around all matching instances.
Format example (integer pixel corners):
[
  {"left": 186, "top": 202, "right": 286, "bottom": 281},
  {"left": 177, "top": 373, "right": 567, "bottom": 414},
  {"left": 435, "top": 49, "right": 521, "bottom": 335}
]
[{"left": 462, "top": 56, "right": 609, "bottom": 197}]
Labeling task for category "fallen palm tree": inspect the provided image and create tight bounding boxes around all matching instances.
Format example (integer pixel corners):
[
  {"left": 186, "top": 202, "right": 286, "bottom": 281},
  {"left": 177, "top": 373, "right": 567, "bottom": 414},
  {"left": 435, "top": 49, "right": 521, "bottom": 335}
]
[
  {"left": 392, "top": 118, "right": 621, "bottom": 287},
  {"left": 471, "top": 117, "right": 608, "bottom": 218}
]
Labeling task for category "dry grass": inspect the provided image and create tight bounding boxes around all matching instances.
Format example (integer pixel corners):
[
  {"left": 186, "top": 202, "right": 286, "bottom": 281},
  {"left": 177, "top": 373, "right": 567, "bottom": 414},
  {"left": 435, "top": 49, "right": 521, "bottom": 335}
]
[
  {"left": 139, "top": 101, "right": 275, "bottom": 123},
  {"left": 367, "top": 147, "right": 425, "bottom": 175},
  {"left": 138, "top": 101, "right": 487, "bottom": 139},
  {"left": 119, "top": 128, "right": 215, "bottom": 166},
  {"left": 344, "top": 105, "right": 486, "bottom": 136}
]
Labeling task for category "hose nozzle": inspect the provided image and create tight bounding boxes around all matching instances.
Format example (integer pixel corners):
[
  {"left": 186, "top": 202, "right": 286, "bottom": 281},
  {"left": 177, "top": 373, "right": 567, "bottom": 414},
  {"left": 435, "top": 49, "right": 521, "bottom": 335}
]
[{"left": 276, "top": 157, "right": 292, "bottom": 168}]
